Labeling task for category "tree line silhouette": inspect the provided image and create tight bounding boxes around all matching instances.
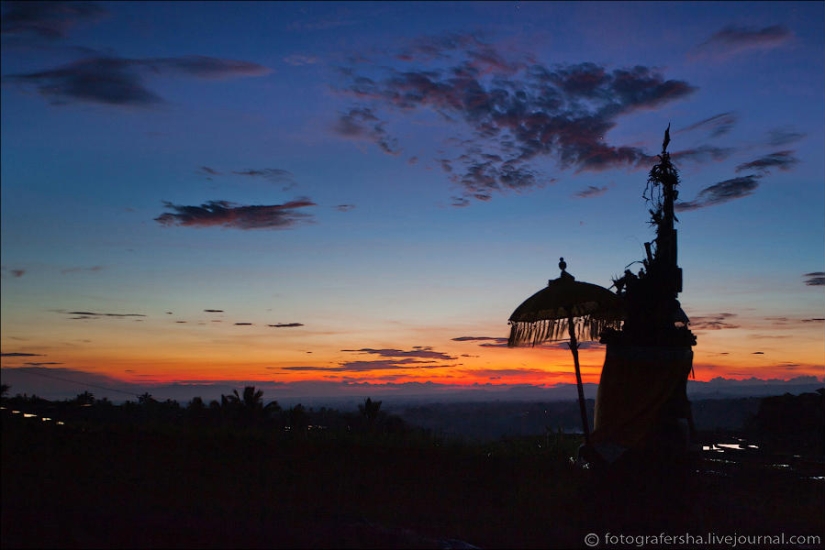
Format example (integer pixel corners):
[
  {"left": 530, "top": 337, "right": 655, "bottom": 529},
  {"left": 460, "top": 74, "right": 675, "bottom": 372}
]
[{"left": 0, "top": 383, "right": 415, "bottom": 441}]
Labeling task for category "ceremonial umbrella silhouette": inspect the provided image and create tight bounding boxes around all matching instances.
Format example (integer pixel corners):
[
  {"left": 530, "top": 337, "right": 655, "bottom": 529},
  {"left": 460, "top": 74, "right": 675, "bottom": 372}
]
[{"left": 508, "top": 258, "right": 623, "bottom": 445}]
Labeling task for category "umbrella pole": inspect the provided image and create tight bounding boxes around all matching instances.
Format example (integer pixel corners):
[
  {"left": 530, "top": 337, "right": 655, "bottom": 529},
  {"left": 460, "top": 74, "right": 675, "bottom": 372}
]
[{"left": 567, "top": 315, "right": 591, "bottom": 446}]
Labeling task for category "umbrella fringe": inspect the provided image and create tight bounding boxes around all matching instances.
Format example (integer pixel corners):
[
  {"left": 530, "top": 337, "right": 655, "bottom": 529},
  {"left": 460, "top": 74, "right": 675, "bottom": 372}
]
[{"left": 508, "top": 317, "right": 622, "bottom": 347}]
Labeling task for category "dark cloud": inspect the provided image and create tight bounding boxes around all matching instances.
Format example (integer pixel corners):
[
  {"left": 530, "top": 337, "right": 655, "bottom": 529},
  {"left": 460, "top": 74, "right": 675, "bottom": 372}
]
[
  {"left": 281, "top": 359, "right": 452, "bottom": 373},
  {"left": 334, "top": 107, "right": 400, "bottom": 155},
  {"left": 204, "top": 309, "right": 224, "bottom": 313},
  {"left": 676, "top": 175, "right": 759, "bottom": 211},
  {"left": 6, "top": 55, "right": 270, "bottom": 107},
  {"left": 694, "top": 25, "right": 793, "bottom": 59},
  {"left": 199, "top": 166, "right": 221, "bottom": 176},
  {"left": 478, "top": 342, "right": 509, "bottom": 349},
  {"left": 804, "top": 272, "right": 825, "bottom": 287},
  {"left": 1, "top": 352, "right": 45, "bottom": 357},
  {"left": 0, "top": 1, "right": 106, "bottom": 39},
  {"left": 574, "top": 185, "right": 608, "bottom": 198},
  {"left": 671, "top": 145, "right": 735, "bottom": 164},
  {"left": 343, "top": 359, "right": 454, "bottom": 372},
  {"left": 752, "top": 351, "right": 764, "bottom": 355},
  {"left": 767, "top": 128, "right": 805, "bottom": 147},
  {"left": 282, "top": 347, "right": 466, "bottom": 373},
  {"left": 735, "top": 150, "right": 798, "bottom": 175},
  {"left": 336, "top": 36, "right": 696, "bottom": 203},
  {"left": 234, "top": 322, "right": 253, "bottom": 326},
  {"left": 341, "top": 346, "right": 458, "bottom": 361},
  {"left": 451, "top": 336, "right": 510, "bottom": 348},
  {"left": 66, "top": 310, "right": 144, "bottom": 317},
  {"left": 689, "top": 313, "right": 740, "bottom": 331},
  {"left": 65, "top": 310, "right": 145, "bottom": 320},
  {"left": 2, "top": 267, "right": 26, "bottom": 278},
  {"left": 268, "top": 323, "right": 304, "bottom": 328},
  {"left": 335, "top": 204, "right": 355, "bottom": 212},
  {"left": 232, "top": 168, "right": 297, "bottom": 189},
  {"left": 678, "top": 112, "right": 738, "bottom": 138},
  {"left": 155, "top": 198, "right": 316, "bottom": 230}
]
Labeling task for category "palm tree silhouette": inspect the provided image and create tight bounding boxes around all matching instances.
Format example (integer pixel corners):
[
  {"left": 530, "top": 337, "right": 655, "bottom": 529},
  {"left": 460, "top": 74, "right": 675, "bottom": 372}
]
[
  {"left": 234, "top": 386, "right": 264, "bottom": 411},
  {"left": 358, "top": 397, "right": 383, "bottom": 433},
  {"left": 221, "top": 386, "right": 280, "bottom": 426},
  {"left": 358, "top": 397, "right": 382, "bottom": 422}
]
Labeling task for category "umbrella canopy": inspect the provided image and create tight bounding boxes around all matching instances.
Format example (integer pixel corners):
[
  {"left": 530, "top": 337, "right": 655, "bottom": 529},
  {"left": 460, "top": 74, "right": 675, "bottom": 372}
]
[
  {"left": 507, "top": 258, "right": 624, "bottom": 446},
  {"left": 508, "top": 262, "right": 624, "bottom": 348}
]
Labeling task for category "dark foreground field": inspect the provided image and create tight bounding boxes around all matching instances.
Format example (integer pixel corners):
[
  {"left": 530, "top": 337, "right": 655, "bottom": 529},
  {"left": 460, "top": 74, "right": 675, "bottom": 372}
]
[{"left": 3, "top": 415, "right": 823, "bottom": 549}]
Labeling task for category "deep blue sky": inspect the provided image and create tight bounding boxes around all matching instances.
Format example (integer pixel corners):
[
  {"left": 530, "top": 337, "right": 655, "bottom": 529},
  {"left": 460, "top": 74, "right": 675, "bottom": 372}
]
[{"left": 1, "top": 1, "right": 823, "bottom": 402}]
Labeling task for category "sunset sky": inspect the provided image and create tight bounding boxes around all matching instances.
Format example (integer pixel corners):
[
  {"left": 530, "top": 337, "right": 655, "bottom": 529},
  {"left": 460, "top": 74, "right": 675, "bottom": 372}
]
[{"left": 2, "top": 1, "right": 823, "bottom": 403}]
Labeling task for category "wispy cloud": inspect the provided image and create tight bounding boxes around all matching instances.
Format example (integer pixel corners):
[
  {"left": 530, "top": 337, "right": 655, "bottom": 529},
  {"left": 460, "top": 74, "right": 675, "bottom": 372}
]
[
  {"left": 341, "top": 346, "right": 458, "bottom": 361},
  {"left": 1, "top": 267, "right": 26, "bottom": 278},
  {"left": 692, "top": 25, "right": 793, "bottom": 60},
  {"left": 231, "top": 168, "right": 298, "bottom": 190},
  {"left": 334, "top": 107, "right": 400, "bottom": 155},
  {"left": 199, "top": 166, "right": 222, "bottom": 177},
  {"left": 283, "top": 54, "right": 320, "bottom": 66},
  {"left": 0, "top": 1, "right": 106, "bottom": 40},
  {"left": 574, "top": 185, "right": 609, "bottom": 199},
  {"left": 1, "top": 352, "right": 45, "bottom": 357},
  {"left": 677, "top": 112, "right": 738, "bottom": 138},
  {"left": 452, "top": 336, "right": 505, "bottom": 343},
  {"left": 671, "top": 145, "right": 735, "bottom": 164},
  {"left": 735, "top": 150, "right": 798, "bottom": 175},
  {"left": 65, "top": 310, "right": 146, "bottom": 320},
  {"left": 280, "top": 346, "right": 462, "bottom": 373},
  {"left": 334, "top": 34, "right": 697, "bottom": 204},
  {"left": 689, "top": 313, "right": 740, "bottom": 331},
  {"left": 203, "top": 309, "right": 224, "bottom": 313},
  {"left": 767, "top": 127, "right": 805, "bottom": 147},
  {"left": 294, "top": 359, "right": 453, "bottom": 373},
  {"left": 335, "top": 204, "right": 355, "bottom": 212},
  {"left": 677, "top": 149, "right": 800, "bottom": 211},
  {"left": 268, "top": 323, "right": 304, "bottom": 328},
  {"left": 676, "top": 175, "right": 759, "bottom": 211},
  {"left": 803, "top": 272, "right": 825, "bottom": 287},
  {"left": 6, "top": 55, "right": 270, "bottom": 107},
  {"left": 155, "top": 198, "right": 316, "bottom": 230}
]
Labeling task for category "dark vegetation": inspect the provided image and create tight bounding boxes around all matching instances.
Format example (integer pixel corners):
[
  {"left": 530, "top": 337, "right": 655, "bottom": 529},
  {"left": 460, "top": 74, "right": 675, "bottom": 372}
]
[{"left": 2, "top": 384, "right": 823, "bottom": 548}]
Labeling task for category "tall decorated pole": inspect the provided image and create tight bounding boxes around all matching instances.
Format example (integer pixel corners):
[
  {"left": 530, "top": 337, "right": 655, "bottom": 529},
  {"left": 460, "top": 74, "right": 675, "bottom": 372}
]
[{"left": 589, "top": 125, "right": 697, "bottom": 464}]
